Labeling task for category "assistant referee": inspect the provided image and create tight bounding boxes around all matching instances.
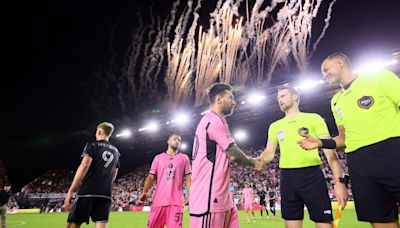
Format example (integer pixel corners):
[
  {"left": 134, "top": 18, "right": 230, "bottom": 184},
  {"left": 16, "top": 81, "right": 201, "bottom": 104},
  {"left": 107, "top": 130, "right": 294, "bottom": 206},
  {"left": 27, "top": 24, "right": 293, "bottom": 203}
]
[{"left": 298, "top": 53, "right": 400, "bottom": 227}]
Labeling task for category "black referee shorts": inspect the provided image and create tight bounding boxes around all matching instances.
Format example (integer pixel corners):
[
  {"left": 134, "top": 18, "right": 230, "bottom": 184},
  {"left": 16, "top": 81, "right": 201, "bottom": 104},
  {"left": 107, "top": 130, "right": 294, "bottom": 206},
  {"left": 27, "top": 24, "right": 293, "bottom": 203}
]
[
  {"left": 280, "top": 165, "right": 333, "bottom": 222},
  {"left": 259, "top": 200, "right": 267, "bottom": 207},
  {"left": 67, "top": 196, "right": 111, "bottom": 225},
  {"left": 347, "top": 137, "right": 400, "bottom": 223}
]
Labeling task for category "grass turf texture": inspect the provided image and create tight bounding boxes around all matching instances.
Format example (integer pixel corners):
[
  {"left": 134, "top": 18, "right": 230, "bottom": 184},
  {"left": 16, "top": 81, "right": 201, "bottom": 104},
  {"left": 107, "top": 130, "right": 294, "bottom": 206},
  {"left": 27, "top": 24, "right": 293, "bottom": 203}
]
[{"left": 7, "top": 210, "right": 370, "bottom": 227}]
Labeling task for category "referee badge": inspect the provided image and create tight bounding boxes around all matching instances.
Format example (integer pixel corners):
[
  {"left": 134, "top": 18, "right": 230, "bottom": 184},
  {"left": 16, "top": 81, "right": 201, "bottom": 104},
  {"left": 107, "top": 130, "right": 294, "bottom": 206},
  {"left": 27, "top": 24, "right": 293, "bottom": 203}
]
[
  {"left": 277, "top": 130, "right": 285, "bottom": 142},
  {"left": 298, "top": 127, "right": 309, "bottom": 135},
  {"left": 357, "top": 96, "right": 374, "bottom": 109}
]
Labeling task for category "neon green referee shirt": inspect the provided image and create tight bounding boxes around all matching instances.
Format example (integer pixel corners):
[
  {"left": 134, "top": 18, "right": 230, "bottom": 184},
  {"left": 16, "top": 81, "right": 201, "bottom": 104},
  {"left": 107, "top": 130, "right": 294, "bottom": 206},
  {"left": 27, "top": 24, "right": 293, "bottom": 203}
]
[
  {"left": 268, "top": 112, "right": 330, "bottom": 168},
  {"left": 331, "top": 69, "right": 400, "bottom": 153}
]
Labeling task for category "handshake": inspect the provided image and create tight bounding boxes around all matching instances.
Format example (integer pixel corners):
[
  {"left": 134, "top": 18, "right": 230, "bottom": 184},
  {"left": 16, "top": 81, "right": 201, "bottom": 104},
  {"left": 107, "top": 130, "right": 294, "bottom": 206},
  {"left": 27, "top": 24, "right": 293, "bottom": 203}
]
[{"left": 252, "top": 156, "right": 267, "bottom": 173}]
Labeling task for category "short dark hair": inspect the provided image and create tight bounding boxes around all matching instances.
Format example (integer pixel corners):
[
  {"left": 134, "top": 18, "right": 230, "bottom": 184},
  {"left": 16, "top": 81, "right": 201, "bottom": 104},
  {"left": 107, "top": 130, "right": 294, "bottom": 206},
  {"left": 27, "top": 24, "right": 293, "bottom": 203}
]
[
  {"left": 208, "top": 83, "right": 233, "bottom": 104},
  {"left": 278, "top": 84, "right": 299, "bottom": 96},
  {"left": 278, "top": 84, "right": 300, "bottom": 102},
  {"left": 168, "top": 133, "right": 181, "bottom": 139},
  {"left": 97, "top": 122, "right": 114, "bottom": 137},
  {"left": 325, "top": 52, "right": 352, "bottom": 67}
]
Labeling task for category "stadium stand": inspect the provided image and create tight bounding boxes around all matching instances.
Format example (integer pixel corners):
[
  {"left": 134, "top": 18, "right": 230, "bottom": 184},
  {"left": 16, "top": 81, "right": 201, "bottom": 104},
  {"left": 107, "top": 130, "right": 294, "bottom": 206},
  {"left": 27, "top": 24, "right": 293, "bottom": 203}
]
[{"left": 12, "top": 148, "right": 352, "bottom": 211}]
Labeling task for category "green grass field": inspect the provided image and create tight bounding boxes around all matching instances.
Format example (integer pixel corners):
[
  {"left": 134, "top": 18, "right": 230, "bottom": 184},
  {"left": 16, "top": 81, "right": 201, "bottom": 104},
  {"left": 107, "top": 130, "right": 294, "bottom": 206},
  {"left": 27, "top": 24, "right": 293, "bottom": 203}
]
[{"left": 6, "top": 210, "right": 371, "bottom": 227}]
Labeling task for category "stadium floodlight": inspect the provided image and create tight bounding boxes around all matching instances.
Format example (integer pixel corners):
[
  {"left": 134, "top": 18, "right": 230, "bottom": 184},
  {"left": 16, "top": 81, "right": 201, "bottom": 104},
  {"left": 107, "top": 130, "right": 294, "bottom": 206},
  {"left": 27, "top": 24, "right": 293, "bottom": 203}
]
[
  {"left": 201, "top": 110, "right": 210, "bottom": 115},
  {"left": 116, "top": 129, "right": 132, "bottom": 138},
  {"left": 170, "top": 112, "right": 190, "bottom": 125},
  {"left": 247, "top": 92, "right": 266, "bottom": 105},
  {"left": 138, "top": 121, "right": 159, "bottom": 132},
  {"left": 295, "top": 79, "right": 321, "bottom": 91},
  {"left": 234, "top": 129, "right": 247, "bottom": 141},
  {"left": 180, "top": 142, "right": 188, "bottom": 150},
  {"left": 354, "top": 58, "right": 397, "bottom": 74}
]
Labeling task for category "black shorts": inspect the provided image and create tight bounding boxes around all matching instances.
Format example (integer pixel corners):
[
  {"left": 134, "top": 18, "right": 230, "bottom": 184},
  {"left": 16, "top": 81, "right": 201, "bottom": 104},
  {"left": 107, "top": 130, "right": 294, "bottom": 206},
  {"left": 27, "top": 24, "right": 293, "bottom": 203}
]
[
  {"left": 280, "top": 166, "right": 333, "bottom": 222},
  {"left": 269, "top": 200, "right": 276, "bottom": 208},
  {"left": 67, "top": 196, "right": 111, "bottom": 225},
  {"left": 347, "top": 137, "right": 400, "bottom": 223},
  {"left": 259, "top": 200, "right": 266, "bottom": 206}
]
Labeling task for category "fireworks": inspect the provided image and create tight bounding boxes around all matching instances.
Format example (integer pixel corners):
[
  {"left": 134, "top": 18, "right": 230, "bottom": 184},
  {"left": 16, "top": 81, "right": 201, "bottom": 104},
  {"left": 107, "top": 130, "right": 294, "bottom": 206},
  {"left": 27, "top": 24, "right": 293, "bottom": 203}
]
[{"left": 94, "top": 0, "right": 336, "bottom": 114}]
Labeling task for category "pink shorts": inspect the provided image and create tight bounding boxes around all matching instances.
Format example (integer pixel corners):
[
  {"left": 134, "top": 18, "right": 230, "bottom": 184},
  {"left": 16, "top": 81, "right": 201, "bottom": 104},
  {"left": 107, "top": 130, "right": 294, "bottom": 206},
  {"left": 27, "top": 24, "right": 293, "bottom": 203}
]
[
  {"left": 244, "top": 202, "right": 253, "bottom": 210},
  {"left": 147, "top": 205, "right": 183, "bottom": 228},
  {"left": 190, "top": 206, "right": 239, "bottom": 228}
]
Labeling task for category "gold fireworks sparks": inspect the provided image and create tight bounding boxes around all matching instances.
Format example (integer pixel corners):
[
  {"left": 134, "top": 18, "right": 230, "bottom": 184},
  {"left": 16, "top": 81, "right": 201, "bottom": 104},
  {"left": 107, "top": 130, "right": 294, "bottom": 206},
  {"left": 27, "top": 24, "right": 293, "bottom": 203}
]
[{"left": 96, "top": 0, "right": 336, "bottom": 115}]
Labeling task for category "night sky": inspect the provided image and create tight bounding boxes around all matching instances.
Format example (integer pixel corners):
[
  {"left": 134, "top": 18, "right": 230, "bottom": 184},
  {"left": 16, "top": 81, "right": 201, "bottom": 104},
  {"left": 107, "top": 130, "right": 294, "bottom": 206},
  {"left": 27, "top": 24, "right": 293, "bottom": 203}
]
[{"left": 2, "top": 0, "right": 400, "bottom": 191}]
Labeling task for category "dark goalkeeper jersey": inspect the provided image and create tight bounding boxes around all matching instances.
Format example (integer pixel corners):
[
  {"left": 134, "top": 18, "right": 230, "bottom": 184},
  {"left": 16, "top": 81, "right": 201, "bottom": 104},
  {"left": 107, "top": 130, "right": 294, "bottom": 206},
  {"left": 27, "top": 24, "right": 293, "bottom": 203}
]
[
  {"left": 257, "top": 190, "right": 266, "bottom": 203},
  {"left": 268, "top": 191, "right": 276, "bottom": 201},
  {"left": 77, "top": 140, "right": 120, "bottom": 199}
]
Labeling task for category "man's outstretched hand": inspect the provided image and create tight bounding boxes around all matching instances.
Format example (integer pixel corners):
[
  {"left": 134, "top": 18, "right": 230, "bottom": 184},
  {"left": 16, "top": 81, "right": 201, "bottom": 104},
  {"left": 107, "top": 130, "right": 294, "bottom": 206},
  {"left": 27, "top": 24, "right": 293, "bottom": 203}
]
[{"left": 297, "top": 133, "right": 322, "bottom": 150}]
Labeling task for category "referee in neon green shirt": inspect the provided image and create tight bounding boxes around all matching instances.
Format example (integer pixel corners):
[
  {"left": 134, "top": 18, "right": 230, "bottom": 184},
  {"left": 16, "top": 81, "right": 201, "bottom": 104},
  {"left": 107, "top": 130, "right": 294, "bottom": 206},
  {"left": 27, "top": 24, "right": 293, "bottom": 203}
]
[
  {"left": 259, "top": 85, "right": 348, "bottom": 228},
  {"left": 298, "top": 53, "right": 400, "bottom": 227}
]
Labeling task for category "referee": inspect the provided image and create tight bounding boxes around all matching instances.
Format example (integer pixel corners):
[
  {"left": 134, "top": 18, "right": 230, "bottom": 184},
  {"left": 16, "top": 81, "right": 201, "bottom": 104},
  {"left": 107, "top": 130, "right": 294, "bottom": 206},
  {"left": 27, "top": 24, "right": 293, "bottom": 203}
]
[
  {"left": 64, "top": 122, "right": 120, "bottom": 228},
  {"left": 298, "top": 53, "right": 400, "bottom": 227},
  {"left": 259, "top": 85, "right": 348, "bottom": 228}
]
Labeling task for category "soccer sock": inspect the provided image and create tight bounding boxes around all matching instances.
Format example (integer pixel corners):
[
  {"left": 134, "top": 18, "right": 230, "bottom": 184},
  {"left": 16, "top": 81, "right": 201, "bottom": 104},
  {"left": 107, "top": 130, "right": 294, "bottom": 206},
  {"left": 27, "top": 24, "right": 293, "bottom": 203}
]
[{"left": 260, "top": 209, "right": 263, "bottom": 216}]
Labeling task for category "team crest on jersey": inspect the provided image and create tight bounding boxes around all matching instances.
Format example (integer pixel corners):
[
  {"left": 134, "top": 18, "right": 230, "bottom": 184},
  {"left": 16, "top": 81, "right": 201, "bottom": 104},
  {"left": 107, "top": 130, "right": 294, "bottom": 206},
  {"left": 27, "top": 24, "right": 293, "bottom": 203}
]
[
  {"left": 277, "top": 130, "right": 284, "bottom": 142},
  {"left": 357, "top": 96, "right": 374, "bottom": 109}
]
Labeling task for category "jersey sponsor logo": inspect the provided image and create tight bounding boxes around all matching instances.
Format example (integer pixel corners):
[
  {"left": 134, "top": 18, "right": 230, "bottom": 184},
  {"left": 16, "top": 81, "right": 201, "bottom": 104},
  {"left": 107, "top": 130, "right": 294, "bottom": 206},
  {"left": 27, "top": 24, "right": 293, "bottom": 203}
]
[
  {"left": 357, "top": 96, "right": 374, "bottom": 109},
  {"left": 166, "top": 163, "right": 175, "bottom": 180},
  {"left": 277, "top": 130, "right": 284, "bottom": 142}
]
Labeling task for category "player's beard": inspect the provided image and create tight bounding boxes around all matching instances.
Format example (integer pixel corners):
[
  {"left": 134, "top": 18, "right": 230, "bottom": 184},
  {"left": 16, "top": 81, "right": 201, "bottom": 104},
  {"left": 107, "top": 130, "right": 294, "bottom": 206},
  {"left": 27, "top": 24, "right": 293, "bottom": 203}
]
[
  {"left": 222, "top": 103, "right": 234, "bottom": 116},
  {"left": 170, "top": 144, "right": 179, "bottom": 151},
  {"left": 280, "top": 101, "right": 293, "bottom": 112}
]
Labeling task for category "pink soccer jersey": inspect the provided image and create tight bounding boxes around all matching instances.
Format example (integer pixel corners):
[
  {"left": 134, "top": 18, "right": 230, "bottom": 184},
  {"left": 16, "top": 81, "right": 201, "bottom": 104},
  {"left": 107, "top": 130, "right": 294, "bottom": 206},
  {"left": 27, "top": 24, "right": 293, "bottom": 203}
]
[
  {"left": 242, "top": 188, "right": 253, "bottom": 204},
  {"left": 149, "top": 152, "right": 191, "bottom": 207},
  {"left": 189, "top": 111, "right": 235, "bottom": 215}
]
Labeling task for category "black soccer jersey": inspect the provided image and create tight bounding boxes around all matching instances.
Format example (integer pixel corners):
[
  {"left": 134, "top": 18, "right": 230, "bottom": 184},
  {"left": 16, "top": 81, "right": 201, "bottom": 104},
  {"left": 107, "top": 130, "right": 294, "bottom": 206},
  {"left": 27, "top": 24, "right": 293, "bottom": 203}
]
[
  {"left": 257, "top": 190, "right": 266, "bottom": 203},
  {"left": 77, "top": 140, "right": 120, "bottom": 199},
  {"left": 268, "top": 191, "right": 276, "bottom": 201}
]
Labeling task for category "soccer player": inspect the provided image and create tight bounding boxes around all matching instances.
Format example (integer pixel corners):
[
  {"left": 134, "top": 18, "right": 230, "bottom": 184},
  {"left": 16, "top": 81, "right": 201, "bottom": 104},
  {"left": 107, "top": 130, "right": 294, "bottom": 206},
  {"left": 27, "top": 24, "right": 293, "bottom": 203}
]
[
  {"left": 64, "top": 122, "right": 120, "bottom": 228},
  {"left": 189, "top": 83, "right": 263, "bottom": 228},
  {"left": 242, "top": 182, "right": 255, "bottom": 223},
  {"left": 139, "top": 133, "right": 191, "bottom": 228},
  {"left": 298, "top": 53, "right": 400, "bottom": 228},
  {"left": 267, "top": 187, "right": 277, "bottom": 219},
  {"left": 258, "top": 85, "right": 348, "bottom": 228},
  {"left": 257, "top": 186, "right": 269, "bottom": 219}
]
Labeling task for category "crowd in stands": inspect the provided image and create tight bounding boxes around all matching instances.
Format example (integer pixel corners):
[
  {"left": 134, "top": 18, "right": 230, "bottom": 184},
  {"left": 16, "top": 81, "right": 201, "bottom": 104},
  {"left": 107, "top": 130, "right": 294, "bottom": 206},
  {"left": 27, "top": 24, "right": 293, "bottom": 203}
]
[
  {"left": 111, "top": 165, "right": 153, "bottom": 208},
  {"left": 20, "top": 170, "right": 74, "bottom": 196},
  {"left": 11, "top": 147, "right": 352, "bottom": 209}
]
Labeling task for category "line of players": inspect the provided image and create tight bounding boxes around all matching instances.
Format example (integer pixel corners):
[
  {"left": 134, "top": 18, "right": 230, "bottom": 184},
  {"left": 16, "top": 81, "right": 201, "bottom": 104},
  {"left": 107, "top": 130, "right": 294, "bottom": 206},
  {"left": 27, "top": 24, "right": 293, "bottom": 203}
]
[
  {"left": 242, "top": 181, "right": 277, "bottom": 223},
  {"left": 63, "top": 52, "right": 399, "bottom": 228}
]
